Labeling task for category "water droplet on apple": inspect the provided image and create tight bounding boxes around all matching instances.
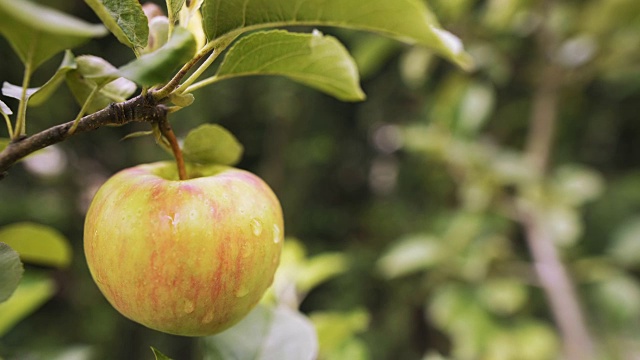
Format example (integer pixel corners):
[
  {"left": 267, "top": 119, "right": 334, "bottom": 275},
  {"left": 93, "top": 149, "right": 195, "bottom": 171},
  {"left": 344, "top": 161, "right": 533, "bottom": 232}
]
[
  {"left": 250, "top": 218, "right": 263, "bottom": 236},
  {"left": 235, "top": 284, "right": 250, "bottom": 298},
  {"left": 183, "top": 299, "right": 195, "bottom": 314},
  {"left": 241, "top": 242, "right": 253, "bottom": 258},
  {"left": 202, "top": 310, "right": 215, "bottom": 324},
  {"left": 272, "top": 224, "right": 282, "bottom": 244}
]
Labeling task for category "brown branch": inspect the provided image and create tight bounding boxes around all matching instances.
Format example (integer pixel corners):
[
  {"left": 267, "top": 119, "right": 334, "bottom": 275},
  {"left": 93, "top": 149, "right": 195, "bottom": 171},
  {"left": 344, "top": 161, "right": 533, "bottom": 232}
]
[
  {"left": 519, "top": 208, "right": 594, "bottom": 360},
  {"left": 519, "top": 1, "right": 595, "bottom": 358},
  {"left": 0, "top": 93, "right": 167, "bottom": 178},
  {"left": 157, "top": 117, "right": 186, "bottom": 180}
]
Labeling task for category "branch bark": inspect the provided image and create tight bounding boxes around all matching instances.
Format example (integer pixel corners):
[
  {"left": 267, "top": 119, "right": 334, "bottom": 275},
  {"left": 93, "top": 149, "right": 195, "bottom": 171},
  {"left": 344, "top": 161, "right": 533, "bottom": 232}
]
[{"left": 0, "top": 93, "right": 167, "bottom": 178}]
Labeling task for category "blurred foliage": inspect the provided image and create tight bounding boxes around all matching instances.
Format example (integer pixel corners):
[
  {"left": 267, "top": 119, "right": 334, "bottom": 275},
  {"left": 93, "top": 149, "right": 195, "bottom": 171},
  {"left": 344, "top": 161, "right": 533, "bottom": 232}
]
[{"left": 1, "top": 0, "right": 640, "bottom": 359}]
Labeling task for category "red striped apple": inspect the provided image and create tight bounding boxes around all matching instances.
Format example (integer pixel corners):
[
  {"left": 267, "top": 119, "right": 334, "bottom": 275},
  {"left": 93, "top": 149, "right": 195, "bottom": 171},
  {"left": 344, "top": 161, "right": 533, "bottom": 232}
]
[{"left": 83, "top": 161, "right": 283, "bottom": 336}]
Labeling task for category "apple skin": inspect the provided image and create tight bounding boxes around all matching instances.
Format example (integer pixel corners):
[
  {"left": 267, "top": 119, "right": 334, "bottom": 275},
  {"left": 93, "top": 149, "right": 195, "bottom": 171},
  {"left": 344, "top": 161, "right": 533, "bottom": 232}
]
[{"left": 84, "top": 161, "right": 284, "bottom": 336}]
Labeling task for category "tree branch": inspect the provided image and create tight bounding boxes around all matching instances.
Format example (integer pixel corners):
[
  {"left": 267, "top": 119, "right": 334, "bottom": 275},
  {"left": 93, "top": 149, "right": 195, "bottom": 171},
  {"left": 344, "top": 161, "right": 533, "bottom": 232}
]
[
  {"left": 519, "top": 1, "right": 595, "bottom": 358},
  {"left": 0, "top": 93, "right": 167, "bottom": 178}
]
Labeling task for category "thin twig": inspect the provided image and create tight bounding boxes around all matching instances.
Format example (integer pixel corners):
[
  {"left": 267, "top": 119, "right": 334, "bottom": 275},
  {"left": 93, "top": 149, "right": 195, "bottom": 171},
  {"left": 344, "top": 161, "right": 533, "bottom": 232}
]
[
  {"left": 157, "top": 117, "right": 186, "bottom": 180},
  {"left": 519, "top": 1, "right": 595, "bottom": 357}
]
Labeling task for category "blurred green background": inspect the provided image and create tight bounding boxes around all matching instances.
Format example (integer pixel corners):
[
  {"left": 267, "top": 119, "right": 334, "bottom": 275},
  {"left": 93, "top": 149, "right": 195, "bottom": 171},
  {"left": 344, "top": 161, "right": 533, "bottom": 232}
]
[{"left": 1, "top": 0, "right": 640, "bottom": 359}]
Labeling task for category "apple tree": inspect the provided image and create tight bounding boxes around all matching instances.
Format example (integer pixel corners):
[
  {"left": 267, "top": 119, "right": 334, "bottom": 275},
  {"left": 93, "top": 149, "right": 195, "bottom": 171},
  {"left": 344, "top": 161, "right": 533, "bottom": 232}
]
[{"left": 0, "top": 0, "right": 471, "bottom": 358}]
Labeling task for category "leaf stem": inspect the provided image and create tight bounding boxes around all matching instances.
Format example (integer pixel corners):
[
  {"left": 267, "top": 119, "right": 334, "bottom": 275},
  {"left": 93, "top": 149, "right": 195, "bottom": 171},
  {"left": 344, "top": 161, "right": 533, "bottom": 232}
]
[
  {"left": 154, "top": 34, "right": 237, "bottom": 100},
  {"left": 183, "top": 75, "right": 220, "bottom": 94},
  {"left": 14, "top": 60, "right": 34, "bottom": 139},
  {"left": 2, "top": 113, "right": 14, "bottom": 139},
  {"left": 174, "top": 48, "right": 220, "bottom": 94},
  {"left": 158, "top": 117, "right": 186, "bottom": 180},
  {"left": 69, "top": 85, "right": 102, "bottom": 135}
]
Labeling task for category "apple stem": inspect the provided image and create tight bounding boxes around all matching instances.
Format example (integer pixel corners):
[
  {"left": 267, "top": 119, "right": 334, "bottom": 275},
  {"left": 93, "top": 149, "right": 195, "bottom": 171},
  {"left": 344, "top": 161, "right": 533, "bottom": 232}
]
[{"left": 158, "top": 118, "right": 187, "bottom": 181}]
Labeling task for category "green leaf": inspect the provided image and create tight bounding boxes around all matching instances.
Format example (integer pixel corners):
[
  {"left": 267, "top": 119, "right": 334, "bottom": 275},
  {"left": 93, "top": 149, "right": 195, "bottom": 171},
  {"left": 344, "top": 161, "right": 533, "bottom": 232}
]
[
  {"left": 1, "top": 52, "right": 77, "bottom": 107},
  {"left": 0, "top": 271, "right": 55, "bottom": 337},
  {"left": 183, "top": 124, "right": 244, "bottom": 166},
  {"left": 0, "top": 243, "right": 23, "bottom": 303},
  {"left": 0, "top": 0, "right": 107, "bottom": 70},
  {"left": 0, "top": 222, "right": 72, "bottom": 268},
  {"left": 201, "top": 0, "right": 473, "bottom": 69},
  {"left": 29, "top": 50, "right": 78, "bottom": 106},
  {"left": 114, "top": 26, "right": 197, "bottom": 86},
  {"left": 151, "top": 346, "right": 174, "bottom": 360},
  {"left": 297, "top": 253, "right": 349, "bottom": 294},
  {"left": 377, "top": 234, "right": 445, "bottom": 279},
  {"left": 65, "top": 56, "right": 137, "bottom": 113},
  {"left": 216, "top": 30, "right": 365, "bottom": 102},
  {"left": 204, "top": 304, "right": 318, "bottom": 360},
  {"left": 477, "top": 278, "right": 528, "bottom": 315},
  {"left": 83, "top": 0, "right": 148, "bottom": 51},
  {"left": 310, "top": 309, "right": 369, "bottom": 357},
  {"left": 167, "top": 0, "right": 186, "bottom": 25},
  {"left": 145, "top": 16, "right": 170, "bottom": 54},
  {"left": 609, "top": 217, "right": 640, "bottom": 267}
]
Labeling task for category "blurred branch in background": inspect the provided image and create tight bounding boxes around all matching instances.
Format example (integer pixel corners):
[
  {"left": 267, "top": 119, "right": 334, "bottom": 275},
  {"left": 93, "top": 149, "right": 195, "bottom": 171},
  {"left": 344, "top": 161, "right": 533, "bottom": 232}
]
[{"left": 520, "top": 1, "right": 594, "bottom": 358}]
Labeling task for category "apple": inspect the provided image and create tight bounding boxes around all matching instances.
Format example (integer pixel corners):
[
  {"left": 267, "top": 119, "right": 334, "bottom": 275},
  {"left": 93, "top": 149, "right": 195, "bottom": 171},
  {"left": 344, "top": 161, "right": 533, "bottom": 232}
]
[{"left": 83, "top": 161, "right": 284, "bottom": 336}]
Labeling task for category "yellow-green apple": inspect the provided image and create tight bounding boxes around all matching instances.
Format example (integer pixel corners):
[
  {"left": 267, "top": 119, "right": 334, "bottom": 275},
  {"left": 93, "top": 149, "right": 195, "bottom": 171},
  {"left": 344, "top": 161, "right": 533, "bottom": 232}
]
[{"left": 83, "top": 161, "right": 283, "bottom": 336}]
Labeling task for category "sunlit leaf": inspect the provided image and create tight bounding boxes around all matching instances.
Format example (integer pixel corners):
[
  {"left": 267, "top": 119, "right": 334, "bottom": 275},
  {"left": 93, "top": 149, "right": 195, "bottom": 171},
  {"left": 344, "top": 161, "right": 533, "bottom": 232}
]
[
  {"left": 216, "top": 30, "right": 365, "bottom": 102},
  {"left": 180, "top": 0, "right": 206, "bottom": 51},
  {"left": 151, "top": 346, "right": 173, "bottom": 360},
  {"left": 84, "top": 0, "right": 148, "bottom": 51},
  {"left": 201, "top": 0, "right": 473, "bottom": 69},
  {"left": 377, "top": 235, "right": 445, "bottom": 279},
  {"left": 297, "top": 253, "right": 349, "bottom": 294},
  {"left": 310, "top": 309, "right": 369, "bottom": 358},
  {"left": 477, "top": 278, "right": 528, "bottom": 315},
  {"left": 512, "top": 321, "right": 560, "bottom": 360},
  {"left": 204, "top": 304, "right": 318, "bottom": 360},
  {"left": 0, "top": 138, "right": 9, "bottom": 152},
  {"left": 591, "top": 275, "right": 640, "bottom": 325},
  {"left": 183, "top": 124, "right": 243, "bottom": 166},
  {"left": 114, "top": 26, "right": 196, "bottom": 86},
  {"left": 552, "top": 165, "right": 605, "bottom": 206},
  {"left": 0, "top": 222, "right": 72, "bottom": 268},
  {"left": 0, "top": 0, "right": 107, "bottom": 69},
  {"left": 543, "top": 206, "right": 582, "bottom": 247},
  {"left": 609, "top": 217, "right": 640, "bottom": 267},
  {"left": 0, "top": 271, "right": 55, "bottom": 337},
  {"left": 0, "top": 242, "right": 23, "bottom": 303}
]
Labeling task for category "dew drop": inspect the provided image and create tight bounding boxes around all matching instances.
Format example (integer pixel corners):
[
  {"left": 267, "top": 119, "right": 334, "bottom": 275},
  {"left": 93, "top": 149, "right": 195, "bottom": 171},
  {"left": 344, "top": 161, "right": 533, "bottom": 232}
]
[
  {"left": 183, "top": 299, "right": 194, "bottom": 314},
  {"left": 241, "top": 242, "right": 253, "bottom": 258},
  {"left": 272, "top": 224, "right": 282, "bottom": 244},
  {"left": 202, "top": 310, "right": 215, "bottom": 324},
  {"left": 250, "top": 218, "right": 263, "bottom": 236},
  {"left": 235, "top": 284, "right": 250, "bottom": 298}
]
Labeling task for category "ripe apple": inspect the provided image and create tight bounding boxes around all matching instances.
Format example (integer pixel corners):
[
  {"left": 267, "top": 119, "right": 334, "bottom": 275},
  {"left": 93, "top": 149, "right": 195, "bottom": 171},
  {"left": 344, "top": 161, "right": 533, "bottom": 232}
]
[{"left": 83, "top": 161, "right": 284, "bottom": 336}]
